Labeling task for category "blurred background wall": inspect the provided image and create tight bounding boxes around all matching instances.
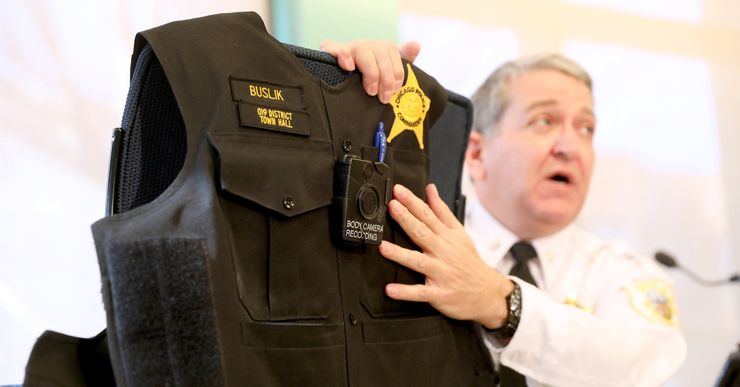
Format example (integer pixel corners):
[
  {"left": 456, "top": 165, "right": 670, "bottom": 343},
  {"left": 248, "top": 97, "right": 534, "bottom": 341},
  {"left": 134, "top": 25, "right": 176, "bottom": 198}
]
[{"left": 1, "top": 1, "right": 738, "bottom": 385}]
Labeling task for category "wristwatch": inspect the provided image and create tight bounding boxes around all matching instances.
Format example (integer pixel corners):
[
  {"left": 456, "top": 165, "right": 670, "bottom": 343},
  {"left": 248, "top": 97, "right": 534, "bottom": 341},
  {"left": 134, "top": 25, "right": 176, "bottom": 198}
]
[{"left": 485, "top": 281, "right": 522, "bottom": 341}]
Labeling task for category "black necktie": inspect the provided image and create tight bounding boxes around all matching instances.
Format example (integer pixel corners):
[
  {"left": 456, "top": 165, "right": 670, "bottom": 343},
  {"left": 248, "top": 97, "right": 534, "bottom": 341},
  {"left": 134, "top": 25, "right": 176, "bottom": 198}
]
[
  {"left": 508, "top": 241, "right": 538, "bottom": 287},
  {"left": 500, "top": 241, "right": 538, "bottom": 387}
]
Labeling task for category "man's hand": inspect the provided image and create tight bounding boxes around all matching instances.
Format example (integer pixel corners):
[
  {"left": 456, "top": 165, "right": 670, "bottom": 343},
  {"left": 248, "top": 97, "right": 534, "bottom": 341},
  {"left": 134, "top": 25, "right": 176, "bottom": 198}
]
[
  {"left": 379, "top": 183, "right": 515, "bottom": 329},
  {"left": 320, "top": 39, "right": 420, "bottom": 104}
]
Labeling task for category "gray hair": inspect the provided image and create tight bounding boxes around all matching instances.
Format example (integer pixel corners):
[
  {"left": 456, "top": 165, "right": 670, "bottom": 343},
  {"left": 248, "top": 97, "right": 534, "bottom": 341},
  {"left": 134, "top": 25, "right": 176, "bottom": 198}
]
[{"left": 470, "top": 53, "right": 593, "bottom": 135}]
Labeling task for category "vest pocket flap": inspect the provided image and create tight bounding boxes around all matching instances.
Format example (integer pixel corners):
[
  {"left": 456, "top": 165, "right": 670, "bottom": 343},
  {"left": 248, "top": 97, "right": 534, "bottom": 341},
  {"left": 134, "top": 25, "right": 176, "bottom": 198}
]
[{"left": 208, "top": 133, "right": 333, "bottom": 217}]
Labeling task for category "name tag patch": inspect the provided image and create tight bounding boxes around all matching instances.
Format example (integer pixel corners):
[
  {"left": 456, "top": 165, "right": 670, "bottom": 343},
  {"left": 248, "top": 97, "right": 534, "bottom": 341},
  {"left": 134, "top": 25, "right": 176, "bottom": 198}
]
[
  {"left": 230, "top": 78, "right": 303, "bottom": 109},
  {"left": 230, "top": 78, "right": 309, "bottom": 135}
]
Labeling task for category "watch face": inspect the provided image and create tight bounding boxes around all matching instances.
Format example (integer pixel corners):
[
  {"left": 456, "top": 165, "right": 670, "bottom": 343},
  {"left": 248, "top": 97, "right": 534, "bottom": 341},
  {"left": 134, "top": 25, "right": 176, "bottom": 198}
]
[
  {"left": 485, "top": 282, "right": 522, "bottom": 341},
  {"left": 508, "top": 283, "right": 522, "bottom": 327}
]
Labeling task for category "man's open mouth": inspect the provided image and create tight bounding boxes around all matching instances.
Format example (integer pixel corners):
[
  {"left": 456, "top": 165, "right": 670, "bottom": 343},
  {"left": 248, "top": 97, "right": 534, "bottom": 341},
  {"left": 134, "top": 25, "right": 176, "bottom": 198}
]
[{"left": 549, "top": 173, "right": 570, "bottom": 184}]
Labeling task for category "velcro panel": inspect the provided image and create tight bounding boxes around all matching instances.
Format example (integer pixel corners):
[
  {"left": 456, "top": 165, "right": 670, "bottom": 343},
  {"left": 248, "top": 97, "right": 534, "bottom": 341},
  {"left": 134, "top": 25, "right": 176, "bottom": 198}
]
[{"left": 106, "top": 239, "right": 223, "bottom": 386}]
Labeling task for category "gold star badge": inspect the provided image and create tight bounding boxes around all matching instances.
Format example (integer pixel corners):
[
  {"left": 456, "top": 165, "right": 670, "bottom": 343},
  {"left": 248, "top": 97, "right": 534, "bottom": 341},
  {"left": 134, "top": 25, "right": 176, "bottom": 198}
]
[{"left": 388, "top": 64, "right": 430, "bottom": 149}]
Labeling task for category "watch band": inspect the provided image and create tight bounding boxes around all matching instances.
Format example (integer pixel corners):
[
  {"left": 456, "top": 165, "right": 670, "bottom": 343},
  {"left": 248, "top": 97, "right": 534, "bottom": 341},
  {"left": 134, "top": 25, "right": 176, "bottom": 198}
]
[{"left": 485, "top": 281, "right": 522, "bottom": 341}]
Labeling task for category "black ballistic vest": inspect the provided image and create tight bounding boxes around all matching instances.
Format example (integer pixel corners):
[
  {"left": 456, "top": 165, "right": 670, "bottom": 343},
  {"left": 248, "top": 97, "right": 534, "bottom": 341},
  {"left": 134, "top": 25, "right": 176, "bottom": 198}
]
[{"left": 91, "top": 12, "right": 495, "bottom": 387}]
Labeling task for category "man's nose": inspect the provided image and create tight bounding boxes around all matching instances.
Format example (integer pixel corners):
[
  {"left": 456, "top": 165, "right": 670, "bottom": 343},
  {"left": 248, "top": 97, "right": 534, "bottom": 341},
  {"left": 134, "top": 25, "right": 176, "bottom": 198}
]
[{"left": 551, "top": 124, "right": 580, "bottom": 159}]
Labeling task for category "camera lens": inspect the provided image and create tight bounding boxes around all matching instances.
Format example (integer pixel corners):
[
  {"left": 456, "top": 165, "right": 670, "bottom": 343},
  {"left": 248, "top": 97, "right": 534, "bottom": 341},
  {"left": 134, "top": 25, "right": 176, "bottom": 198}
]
[{"left": 357, "top": 184, "right": 380, "bottom": 220}]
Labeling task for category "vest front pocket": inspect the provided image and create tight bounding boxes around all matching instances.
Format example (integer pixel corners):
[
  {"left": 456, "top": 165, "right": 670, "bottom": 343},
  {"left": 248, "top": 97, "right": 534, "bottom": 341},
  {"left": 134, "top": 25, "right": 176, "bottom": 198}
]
[
  {"left": 360, "top": 146, "right": 431, "bottom": 318},
  {"left": 209, "top": 132, "right": 339, "bottom": 321},
  {"left": 357, "top": 316, "right": 459, "bottom": 387},
  {"left": 241, "top": 321, "right": 346, "bottom": 386}
]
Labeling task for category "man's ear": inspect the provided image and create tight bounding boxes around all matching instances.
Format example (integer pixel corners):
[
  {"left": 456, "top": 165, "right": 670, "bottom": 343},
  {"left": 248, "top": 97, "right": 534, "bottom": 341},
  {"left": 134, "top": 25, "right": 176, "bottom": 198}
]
[{"left": 465, "top": 131, "right": 486, "bottom": 181}]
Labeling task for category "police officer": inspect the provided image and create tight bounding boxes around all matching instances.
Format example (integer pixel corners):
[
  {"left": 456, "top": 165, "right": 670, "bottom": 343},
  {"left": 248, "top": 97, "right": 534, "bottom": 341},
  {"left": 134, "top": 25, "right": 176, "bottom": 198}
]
[{"left": 322, "top": 40, "right": 687, "bottom": 386}]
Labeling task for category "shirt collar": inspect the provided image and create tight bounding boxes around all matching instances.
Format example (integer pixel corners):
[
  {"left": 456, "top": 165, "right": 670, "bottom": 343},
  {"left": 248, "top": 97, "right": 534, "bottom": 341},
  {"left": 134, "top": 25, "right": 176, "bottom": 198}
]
[
  {"left": 465, "top": 197, "right": 518, "bottom": 268},
  {"left": 464, "top": 196, "right": 577, "bottom": 287}
]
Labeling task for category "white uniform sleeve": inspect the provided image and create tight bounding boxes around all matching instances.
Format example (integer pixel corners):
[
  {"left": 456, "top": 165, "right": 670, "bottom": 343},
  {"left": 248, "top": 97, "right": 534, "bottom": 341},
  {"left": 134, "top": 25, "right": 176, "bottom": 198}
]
[{"left": 499, "top": 278, "right": 687, "bottom": 387}]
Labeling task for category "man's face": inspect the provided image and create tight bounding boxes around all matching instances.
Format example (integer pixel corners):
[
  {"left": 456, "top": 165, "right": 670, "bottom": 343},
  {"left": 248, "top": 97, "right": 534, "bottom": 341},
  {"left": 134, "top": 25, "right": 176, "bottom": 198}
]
[{"left": 467, "top": 69, "right": 596, "bottom": 239}]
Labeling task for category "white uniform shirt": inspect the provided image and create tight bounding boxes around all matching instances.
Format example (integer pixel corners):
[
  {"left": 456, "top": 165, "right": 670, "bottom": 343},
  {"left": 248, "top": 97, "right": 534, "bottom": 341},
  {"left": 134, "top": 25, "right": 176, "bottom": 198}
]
[{"left": 465, "top": 197, "right": 687, "bottom": 387}]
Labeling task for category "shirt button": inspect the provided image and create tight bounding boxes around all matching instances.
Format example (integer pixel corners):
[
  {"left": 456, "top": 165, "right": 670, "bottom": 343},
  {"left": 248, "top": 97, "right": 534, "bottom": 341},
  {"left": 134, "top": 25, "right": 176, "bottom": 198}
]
[
  {"left": 490, "top": 240, "right": 501, "bottom": 252},
  {"left": 349, "top": 313, "right": 358, "bottom": 326},
  {"left": 342, "top": 139, "right": 353, "bottom": 152},
  {"left": 282, "top": 196, "right": 295, "bottom": 210}
]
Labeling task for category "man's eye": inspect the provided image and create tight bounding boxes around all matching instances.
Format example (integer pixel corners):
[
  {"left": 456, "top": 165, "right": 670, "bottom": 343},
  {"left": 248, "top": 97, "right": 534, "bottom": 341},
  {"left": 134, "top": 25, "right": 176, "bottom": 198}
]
[
  {"left": 577, "top": 125, "right": 595, "bottom": 135},
  {"left": 531, "top": 117, "right": 553, "bottom": 128}
]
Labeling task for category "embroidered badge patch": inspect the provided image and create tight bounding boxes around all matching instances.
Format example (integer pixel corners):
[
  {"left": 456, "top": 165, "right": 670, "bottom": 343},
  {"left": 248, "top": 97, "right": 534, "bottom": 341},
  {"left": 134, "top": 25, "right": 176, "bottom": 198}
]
[
  {"left": 625, "top": 280, "right": 678, "bottom": 326},
  {"left": 388, "top": 64, "right": 430, "bottom": 149}
]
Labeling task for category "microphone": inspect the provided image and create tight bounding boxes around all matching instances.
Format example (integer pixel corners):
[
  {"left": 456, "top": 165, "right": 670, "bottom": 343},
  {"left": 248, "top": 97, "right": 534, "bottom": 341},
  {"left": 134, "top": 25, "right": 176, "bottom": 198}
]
[{"left": 654, "top": 251, "right": 740, "bottom": 286}]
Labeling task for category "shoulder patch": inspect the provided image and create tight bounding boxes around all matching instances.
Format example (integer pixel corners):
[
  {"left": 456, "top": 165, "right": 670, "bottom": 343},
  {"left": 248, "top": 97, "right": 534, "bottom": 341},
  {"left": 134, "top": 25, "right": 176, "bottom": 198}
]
[{"left": 624, "top": 280, "right": 679, "bottom": 326}]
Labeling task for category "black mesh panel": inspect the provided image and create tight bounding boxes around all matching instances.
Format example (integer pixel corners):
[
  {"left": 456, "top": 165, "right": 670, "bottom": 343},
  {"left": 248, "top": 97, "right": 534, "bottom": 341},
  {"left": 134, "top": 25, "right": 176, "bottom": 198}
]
[
  {"left": 284, "top": 43, "right": 351, "bottom": 86},
  {"left": 116, "top": 45, "right": 187, "bottom": 214}
]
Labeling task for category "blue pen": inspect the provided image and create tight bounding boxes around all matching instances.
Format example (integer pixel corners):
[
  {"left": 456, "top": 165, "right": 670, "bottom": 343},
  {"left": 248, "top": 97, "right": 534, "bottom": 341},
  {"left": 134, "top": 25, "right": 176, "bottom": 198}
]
[{"left": 374, "top": 122, "right": 387, "bottom": 163}]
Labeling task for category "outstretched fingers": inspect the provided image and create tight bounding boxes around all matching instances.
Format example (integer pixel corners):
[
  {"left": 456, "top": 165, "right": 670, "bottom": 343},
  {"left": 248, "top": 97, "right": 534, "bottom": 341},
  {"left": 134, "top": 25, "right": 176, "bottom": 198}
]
[
  {"left": 380, "top": 242, "right": 440, "bottom": 302},
  {"left": 385, "top": 283, "right": 437, "bottom": 303},
  {"left": 392, "top": 184, "right": 449, "bottom": 237},
  {"left": 379, "top": 240, "right": 441, "bottom": 277},
  {"left": 388, "top": 198, "right": 443, "bottom": 253}
]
